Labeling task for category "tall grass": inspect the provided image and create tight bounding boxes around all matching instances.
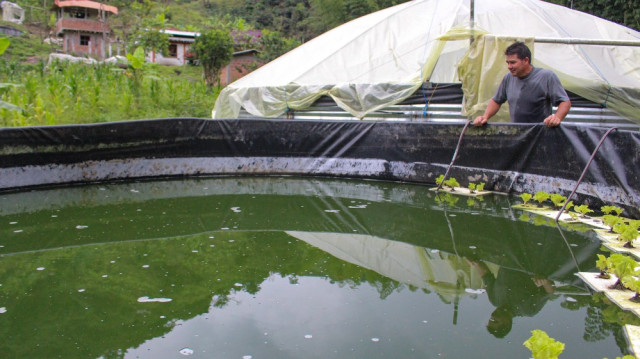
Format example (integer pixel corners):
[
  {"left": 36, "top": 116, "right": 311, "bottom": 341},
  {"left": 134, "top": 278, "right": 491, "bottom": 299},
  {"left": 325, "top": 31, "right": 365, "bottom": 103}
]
[{"left": 0, "top": 60, "right": 216, "bottom": 127}]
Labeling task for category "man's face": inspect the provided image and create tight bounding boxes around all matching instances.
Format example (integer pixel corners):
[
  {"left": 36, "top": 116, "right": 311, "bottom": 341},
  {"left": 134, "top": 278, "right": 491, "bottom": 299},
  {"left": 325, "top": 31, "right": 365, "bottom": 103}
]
[{"left": 505, "top": 54, "right": 530, "bottom": 78}]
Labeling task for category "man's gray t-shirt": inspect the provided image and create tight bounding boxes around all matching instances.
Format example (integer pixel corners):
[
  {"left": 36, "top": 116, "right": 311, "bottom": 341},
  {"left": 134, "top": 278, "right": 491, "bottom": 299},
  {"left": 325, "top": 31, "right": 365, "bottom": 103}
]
[{"left": 493, "top": 67, "right": 569, "bottom": 123}]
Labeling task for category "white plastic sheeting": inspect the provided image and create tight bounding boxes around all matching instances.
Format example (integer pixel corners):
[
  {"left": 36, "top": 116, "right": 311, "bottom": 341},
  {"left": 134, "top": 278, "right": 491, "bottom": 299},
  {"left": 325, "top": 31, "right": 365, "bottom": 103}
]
[{"left": 213, "top": 0, "right": 640, "bottom": 123}]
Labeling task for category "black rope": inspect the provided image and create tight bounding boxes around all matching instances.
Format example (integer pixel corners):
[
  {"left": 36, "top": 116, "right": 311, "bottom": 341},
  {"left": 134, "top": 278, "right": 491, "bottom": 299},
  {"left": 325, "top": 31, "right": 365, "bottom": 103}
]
[{"left": 555, "top": 126, "right": 618, "bottom": 222}]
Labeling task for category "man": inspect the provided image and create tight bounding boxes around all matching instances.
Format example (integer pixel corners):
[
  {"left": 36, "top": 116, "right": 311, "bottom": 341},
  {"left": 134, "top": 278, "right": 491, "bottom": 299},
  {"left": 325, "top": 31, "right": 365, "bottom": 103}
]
[{"left": 473, "top": 42, "right": 571, "bottom": 127}]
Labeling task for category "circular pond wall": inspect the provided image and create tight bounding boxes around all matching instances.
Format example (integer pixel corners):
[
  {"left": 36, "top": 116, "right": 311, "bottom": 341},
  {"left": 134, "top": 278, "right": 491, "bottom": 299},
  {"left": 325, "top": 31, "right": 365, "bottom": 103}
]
[{"left": 0, "top": 118, "right": 638, "bottom": 216}]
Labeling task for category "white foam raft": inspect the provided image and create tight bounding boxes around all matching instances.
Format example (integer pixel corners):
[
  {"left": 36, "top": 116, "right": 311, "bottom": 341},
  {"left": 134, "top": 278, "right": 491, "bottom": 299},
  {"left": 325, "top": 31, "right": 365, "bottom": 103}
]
[{"left": 430, "top": 186, "right": 492, "bottom": 197}]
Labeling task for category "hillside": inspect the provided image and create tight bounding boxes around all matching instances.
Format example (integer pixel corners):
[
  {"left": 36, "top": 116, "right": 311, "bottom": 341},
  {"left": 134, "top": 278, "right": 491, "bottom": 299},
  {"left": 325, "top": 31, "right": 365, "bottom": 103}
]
[{"left": 1, "top": 0, "right": 638, "bottom": 64}]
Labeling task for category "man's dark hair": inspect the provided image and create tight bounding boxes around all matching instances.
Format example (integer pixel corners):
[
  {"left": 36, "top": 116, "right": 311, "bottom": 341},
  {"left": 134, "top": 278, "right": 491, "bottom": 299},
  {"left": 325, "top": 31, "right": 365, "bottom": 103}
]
[{"left": 505, "top": 42, "right": 531, "bottom": 62}]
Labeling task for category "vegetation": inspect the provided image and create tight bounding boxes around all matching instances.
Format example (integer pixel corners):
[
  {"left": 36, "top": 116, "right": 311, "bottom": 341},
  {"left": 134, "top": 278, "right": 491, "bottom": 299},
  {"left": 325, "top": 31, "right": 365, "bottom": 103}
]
[
  {"left": 520, "top": 193, "right": 533, "bottom": 206},
  {"left": 0, "top": 0, "right": 638, "bottom": 126},
  {"left": 533, "top": 191, "right": 550, "bottom": 207},
  {"left": 0, "top": 59, "right": 214, "bottom": 126},
  {"left": 192, "top": 28, "right": 234, "bottom": 88},
  {"left": 523, "top": 329, "right": 565, "bottom": 359}
]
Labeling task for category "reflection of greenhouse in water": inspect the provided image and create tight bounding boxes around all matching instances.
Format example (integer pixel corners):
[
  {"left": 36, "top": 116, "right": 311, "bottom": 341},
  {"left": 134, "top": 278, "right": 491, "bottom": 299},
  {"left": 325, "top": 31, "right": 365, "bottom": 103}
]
[{"left": 0, "top": 177, "right": 632, "bottom": 358}]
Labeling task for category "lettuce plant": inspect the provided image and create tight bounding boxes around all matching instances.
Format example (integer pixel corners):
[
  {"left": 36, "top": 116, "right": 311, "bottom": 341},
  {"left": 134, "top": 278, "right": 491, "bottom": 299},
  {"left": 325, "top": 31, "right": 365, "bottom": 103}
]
[
  {"left": 622, "top": 275, "right": 640, "bottom": 303},
  {"left": 523, "top": 329, "right": 564, "bottom": 359},
  {"left": 532, "top": 191, "right": 550, "bottom": 207},
  {"left": 443, "top": 177, "right": 460, "bottom": 191},
  {"left": 595, "top": 254, "right": 611, "bottom": 279},
  {"left": 549, "top": 194, "right": 567, "bottom": 209},
  {"left": 608, "top": 253, "right": 639, "bottom": 290},
  {"left": 601, "top": 205, "right": 624, "bottom": 216},
  {"left": 520, "top": 193, "right": 532, "bottom": 206},
  {"left": 618, "top": 224, "right": 639, "bottom": 248},
  {"left": 603, "top": 214, "right": 623, "bottom": 233},
  {"left": 574, "top": 204, "right": 593, "bottom": 218}
]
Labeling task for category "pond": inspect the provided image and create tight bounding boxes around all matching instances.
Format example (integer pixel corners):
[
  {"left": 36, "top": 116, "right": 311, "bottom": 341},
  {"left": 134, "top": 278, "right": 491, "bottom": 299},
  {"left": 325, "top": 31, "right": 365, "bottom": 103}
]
[{"left": 0, "top": 177, "right": 634, "bottom": 358}]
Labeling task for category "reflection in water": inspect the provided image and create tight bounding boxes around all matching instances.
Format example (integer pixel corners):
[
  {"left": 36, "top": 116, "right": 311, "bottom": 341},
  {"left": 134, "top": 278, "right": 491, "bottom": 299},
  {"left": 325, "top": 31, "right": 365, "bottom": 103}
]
[{"left": 0, "top": 177, "right": 632, "bottom": 358}]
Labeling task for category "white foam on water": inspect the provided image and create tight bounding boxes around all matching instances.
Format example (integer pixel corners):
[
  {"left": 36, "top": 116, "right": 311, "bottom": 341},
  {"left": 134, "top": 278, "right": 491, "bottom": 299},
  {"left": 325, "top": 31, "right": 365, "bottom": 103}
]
[
  {"left": 179, "top": 348, "right": 194, "bottom": 356},
  {"left": 465, "top": 288, "right": 486, "bottom": 294},
  {"left": 565, "top": 297, "right": 577, "bottom": 303},
  {"left": 36, "top": 267, "right": 45, "bottom": 271},
  {"left": 348, "top": 205, "right": 367, "bottom": 209},
  {"left": 138, "top": 296, "right": 172, "bottom": 303},
  {"left": 304, "top": 334, "right": 313, "bottom": 339},
  {"left": 371, "top": 338, "right": 380, "bottom": 342},
  {"left": 0, "top": 307, "right": 6, "bottom": 314},
  {"left": 76, "top": 225, "right": 88, "bottom": 229},
  {"left": 231, "top": 207, "right": 242, "bottom": 213},
  {"left": 142, "top": 265, "right": 150, "bottom": 268},
  {"left": 324, "top": 210, "right": 340, "bottom": 213}
]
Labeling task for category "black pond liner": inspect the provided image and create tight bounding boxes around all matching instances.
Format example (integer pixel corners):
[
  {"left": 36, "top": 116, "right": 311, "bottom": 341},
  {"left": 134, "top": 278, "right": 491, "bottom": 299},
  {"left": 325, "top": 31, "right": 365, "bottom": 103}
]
[{"left": 0, "top": 118, "right": 638, "bottom": 217}]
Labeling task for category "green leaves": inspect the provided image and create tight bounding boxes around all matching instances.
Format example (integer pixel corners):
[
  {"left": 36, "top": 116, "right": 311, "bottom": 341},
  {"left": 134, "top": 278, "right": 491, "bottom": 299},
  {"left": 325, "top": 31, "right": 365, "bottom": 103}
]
[
  {"left": 533, "top": 191, "right": 550, "bottom": 206},
  {"left": 126, "top": 46, "right": 146, "bottom": 69},
  {"left": 523, "top": 329, "right": 565, "bottom": 359},
  {"left": 0, "top": 37, "right": 9, "bottom": 56},
  {"left": 520, "top": 193, "right": 532, "bottom": 205},
  {"left": 192, "top": 28, "right": 234, "bottom": 88}
]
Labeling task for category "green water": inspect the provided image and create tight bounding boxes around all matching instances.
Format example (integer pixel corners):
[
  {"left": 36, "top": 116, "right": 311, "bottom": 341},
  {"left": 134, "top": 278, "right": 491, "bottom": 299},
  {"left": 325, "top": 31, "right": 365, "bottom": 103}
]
[{"left": 0, "top": 177, "right": 633, "bottom": 358}]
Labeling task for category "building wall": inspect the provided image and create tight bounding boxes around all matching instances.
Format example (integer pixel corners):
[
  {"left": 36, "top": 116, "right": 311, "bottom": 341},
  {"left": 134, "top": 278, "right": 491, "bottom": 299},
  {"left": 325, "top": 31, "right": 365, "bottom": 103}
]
[
  {"left": 220, "top": 53, "right": 260, "bottom": 86},
  {"left": 147, "top": 42, "right": 191, "bottom": 66},
  {"left": 63, "top": 32, "right": 107, "bottom": 59}
]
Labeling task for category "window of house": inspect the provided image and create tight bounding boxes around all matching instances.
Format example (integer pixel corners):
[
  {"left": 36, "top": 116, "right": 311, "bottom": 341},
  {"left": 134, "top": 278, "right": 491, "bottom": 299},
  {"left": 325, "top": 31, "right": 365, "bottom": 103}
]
[
  {"left": 69, "top": 8, "right": 86, "bottom": 19},
  {"left": 80, "top": 35, "right": 90, "bottom": 46},
  {"left": 168, "top": 44, "right": 178, "bottom": 57}
]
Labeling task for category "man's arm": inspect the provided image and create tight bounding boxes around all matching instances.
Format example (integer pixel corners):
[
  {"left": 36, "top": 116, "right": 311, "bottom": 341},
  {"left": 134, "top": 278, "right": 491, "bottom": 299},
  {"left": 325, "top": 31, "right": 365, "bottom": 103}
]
[
  {"left": 543, "top": 100, "right": 571, "bottom": 127},
  {"left": 473, "top": 99, "right": 501, "bottom": 126}
]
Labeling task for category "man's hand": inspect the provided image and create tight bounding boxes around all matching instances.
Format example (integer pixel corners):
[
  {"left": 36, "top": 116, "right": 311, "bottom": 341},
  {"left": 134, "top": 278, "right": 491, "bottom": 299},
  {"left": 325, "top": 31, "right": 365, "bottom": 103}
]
[
  {"left": 543, "top": 114, "right": 562, "bottom": 127},
  {"left": 473, "top": 115, "right": 488, "bottom": 127}
]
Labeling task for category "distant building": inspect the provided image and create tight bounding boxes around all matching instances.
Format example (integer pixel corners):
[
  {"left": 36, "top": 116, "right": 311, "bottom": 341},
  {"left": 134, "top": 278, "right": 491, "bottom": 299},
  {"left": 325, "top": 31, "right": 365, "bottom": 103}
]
[
  {"left": 1, "top": 1, "right": 24, "bottom": 24},
  {"left": 52, "top": 0, "right": 118, "bottom": 60},
  {"left": 219, "top": 49, "right": 261, "bottom": 86},
  {"left": 146, "top": 29, "right": 199, "bottom": 66}
]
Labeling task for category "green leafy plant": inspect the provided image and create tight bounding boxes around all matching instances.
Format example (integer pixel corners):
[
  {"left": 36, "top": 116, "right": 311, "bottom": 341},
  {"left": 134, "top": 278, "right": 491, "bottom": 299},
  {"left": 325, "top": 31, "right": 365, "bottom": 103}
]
[
  {"left": 523, "top": 329, "right": 564, "bottom": 359},
  {"left": 520, "top": 193, "right": 533, "bottom": 206},
  {"left": 608, "top": 253, "right": 639, "bottom": 290},
  {"left": 532, "top": 191, "right": 550, "bottom": 207},
  {"left": 601, "top": 205, "right": 624, "bottom": 216},
  {"left": 563, "top": 200, "right": 574, "bottom": 213},
  {"left": 621, "top": 275, "right": 640, "bottom": 303},
  {"left": 618, "top": 224, "right": 639, "bottom": 248},
  {"left": 443, "top": 177, "right": 460, "bottom": 191},
  {"left": 596, "top": 254, "right": 611, "bottom": 279},
  {"left": 476, "top": 182, "right": 485, "bottom": 191},
  {"left": 603, "top": 214, "right": 623, "bottom": 233},
  {"left": 574, "top": 204, "right": 593, "bottom": 218},
  {"left": 549, "top": 194, "right": 567, "bottom": 209},
  {"left": 468, "top": 183, "right": 476, "bottom": 193},
  {"left": 435, "top": 174, "right": 444, "bottom": 186}
]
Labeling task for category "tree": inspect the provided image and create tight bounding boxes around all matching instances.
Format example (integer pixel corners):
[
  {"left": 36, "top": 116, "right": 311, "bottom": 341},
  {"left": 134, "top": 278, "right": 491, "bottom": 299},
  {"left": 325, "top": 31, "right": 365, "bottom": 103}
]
[
  {"left": 547, "top": 0, "right": 639, "bottom": 31},
  {"left": 192, "top": 28, "right": 234, "bottom": 89},
  {"left": 258, "top": 30, "right": 301, "bottom": 63},
  {"left": 135, "top": 13, "right": 171, "bottom": 56}
]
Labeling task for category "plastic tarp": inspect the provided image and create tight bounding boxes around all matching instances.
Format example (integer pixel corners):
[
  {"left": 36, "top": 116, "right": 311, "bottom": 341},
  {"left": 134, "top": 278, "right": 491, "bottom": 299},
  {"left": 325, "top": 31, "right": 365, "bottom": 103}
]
[
  {"left": 0, "top": 119, "right": 638, "bottom": 216},
  {"left": 213, "top": 0, "right": 640, "bottom": 123}
]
